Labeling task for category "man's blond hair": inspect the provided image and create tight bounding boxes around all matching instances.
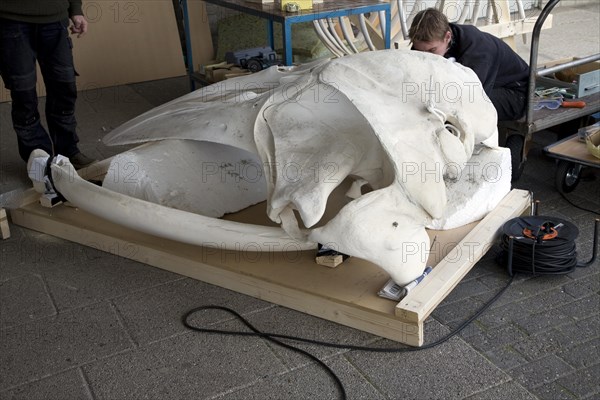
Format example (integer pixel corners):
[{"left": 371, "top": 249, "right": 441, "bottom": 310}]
[{"left": 408, "top": 8, "right": 450, "bottom": 43}]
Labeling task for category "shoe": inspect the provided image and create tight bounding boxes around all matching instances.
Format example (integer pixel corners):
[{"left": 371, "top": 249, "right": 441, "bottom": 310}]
[{"left": 69, "top": 152, "right": 97, "bottom": 169}]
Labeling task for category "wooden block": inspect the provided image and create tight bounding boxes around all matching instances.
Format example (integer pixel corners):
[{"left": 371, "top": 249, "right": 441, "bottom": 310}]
[
  {"left": 0, "top": 208, "right": 10, "bottom": 239},
  {"left": 39, "top": 194, "right": 63, "bottom": 208},
  {"left": 315, "top": 244, "right": 350, "bottom": 268},
  {"left": 316, "top": 254, "right": 344, "bottom": 268}
]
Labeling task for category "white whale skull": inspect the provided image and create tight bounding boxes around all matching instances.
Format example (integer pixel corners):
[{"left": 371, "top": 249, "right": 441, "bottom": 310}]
[{"left": 80, "top": 50, "right": 507, "bottom": 285}]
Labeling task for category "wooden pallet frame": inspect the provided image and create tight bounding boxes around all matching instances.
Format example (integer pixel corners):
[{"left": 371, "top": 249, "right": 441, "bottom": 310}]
[{"left": 8, "top": 161, "right": 530, "bottom": 346}]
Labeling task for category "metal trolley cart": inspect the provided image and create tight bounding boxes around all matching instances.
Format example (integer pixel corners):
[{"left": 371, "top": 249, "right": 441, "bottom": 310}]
[
  {"left": 544, "top": 133, "right": 600, "bottom": 194},
  {"left": 500, "top": 0, "right": 600, "bottom": 180}
]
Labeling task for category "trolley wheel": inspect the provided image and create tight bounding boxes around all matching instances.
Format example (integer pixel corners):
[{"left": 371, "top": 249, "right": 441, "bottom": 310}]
[
  {"left": 555, "top": 160, "right": 583, "bottom": 193},
  {"left": 505, "top": 134, "right": 525, "bottom": 181}
]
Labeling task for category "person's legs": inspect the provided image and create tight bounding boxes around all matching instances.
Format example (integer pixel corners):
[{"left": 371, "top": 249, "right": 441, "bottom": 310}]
[
  {"left": 0, "top": 18, "right": 53, "bottom": 162},
  {"left": 37, "top": 19, "right": 81, "bottom": 158},
  {"left": 490, "top": 86, "right": 527, "bottom": 122}
]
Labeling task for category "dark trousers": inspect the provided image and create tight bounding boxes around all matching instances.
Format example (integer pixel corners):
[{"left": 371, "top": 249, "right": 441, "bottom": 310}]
[
  {"left": 0, "top": 18, "right": 80, "bottom": 162},
  {"left": 490, "top": 84, "right": 528, "bottom": 122}
]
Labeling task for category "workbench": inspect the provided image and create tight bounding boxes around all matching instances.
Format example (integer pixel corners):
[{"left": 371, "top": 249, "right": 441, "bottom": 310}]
[{"left": 181, "top": 0, "right": 392, "bottom": 89}]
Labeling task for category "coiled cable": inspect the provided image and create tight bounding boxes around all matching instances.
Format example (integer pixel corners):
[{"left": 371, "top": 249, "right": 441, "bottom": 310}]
[{"left": 500, "top": 216, "right": 598, "bottom": 276}]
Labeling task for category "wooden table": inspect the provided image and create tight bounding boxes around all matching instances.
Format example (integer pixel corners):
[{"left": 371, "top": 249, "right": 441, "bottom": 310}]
[{"left": 181, "top": 0, "right": 392, "bottom": 88}]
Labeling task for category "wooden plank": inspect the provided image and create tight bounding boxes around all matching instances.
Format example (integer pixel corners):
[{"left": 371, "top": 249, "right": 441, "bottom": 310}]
[
  {"left": 395, "top": 189, "right": 531, "bottom": 323},
  {"left": 0, "top": 208, "right": 10, "bottom": 239},
  {"left": 188, "top": 1, "right": 216, "bottom": 72}
]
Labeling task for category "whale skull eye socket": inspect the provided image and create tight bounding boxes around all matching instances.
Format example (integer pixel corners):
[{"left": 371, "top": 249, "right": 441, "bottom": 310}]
[{"left": 444, "top": 122, "right": 462, "bottom": 140}]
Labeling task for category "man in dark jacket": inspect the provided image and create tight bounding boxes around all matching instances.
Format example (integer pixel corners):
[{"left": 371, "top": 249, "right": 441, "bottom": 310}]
[
  {"left": 0, "top": 0, "right": 95, "bottom": 168},
  {"left": 409, "top": 8, "right": 529, "bottom": 121}
]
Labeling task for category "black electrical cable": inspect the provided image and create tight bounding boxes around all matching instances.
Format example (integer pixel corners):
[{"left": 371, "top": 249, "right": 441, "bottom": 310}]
[
  {"left": 182, "top": 274, "right": 515, "bottom": 400},
  {"left": 559, "top": 191, "right": 600, "bottom": 217}
]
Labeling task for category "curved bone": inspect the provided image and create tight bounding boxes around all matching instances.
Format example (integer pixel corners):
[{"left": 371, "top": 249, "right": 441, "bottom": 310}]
[
  {"left": 51, "top": 157, "right": 316, "bottom": 250},
  {"left": 397, "top": 0, "right": 409, "bottom": 39},
  {"left": 358, "top": 14, "right": 377, "bottom": 51},
  {"left": 313, "top": 20, "right": 345, "bottom": 57},
  {"left": 327, "top": 18, "right": 353, "bottom": 56},
  {"left": 339, "top": 16, "right": 360, "bottom": 54}
]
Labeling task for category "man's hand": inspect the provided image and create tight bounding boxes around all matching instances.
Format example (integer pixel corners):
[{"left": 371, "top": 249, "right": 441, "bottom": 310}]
[{"left": 70, "top": 15, "right": 88, "bottom": 38}]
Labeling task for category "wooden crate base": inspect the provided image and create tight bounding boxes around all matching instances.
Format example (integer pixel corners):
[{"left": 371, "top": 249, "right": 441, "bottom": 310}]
[{"left": 9, "top": 183, "right": 530, "bottom": 346}]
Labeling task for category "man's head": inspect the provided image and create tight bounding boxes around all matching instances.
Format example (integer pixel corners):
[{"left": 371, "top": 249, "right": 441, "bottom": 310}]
[{"left": 409, "top": 8, "right": 452, "bottom": 56}]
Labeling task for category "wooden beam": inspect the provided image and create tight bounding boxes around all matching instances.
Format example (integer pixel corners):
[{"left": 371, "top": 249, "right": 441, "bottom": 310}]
[
  {"left": 0, "top": 208, "right": 10, "bottom": 239},
  {"left": 395, "top": 189, "right": 531, "bottom": 323}
]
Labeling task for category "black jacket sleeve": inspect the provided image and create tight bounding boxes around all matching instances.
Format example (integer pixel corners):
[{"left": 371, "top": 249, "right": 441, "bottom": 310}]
[{"left": 446, "top": 24, "right": 529, "bottom": 95}]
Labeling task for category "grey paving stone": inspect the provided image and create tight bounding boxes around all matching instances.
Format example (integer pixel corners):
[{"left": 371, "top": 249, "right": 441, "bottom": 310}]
[
  {"left": 513, "top": 286, "right": 577, "bottom": 318},
  {"left": 7, "top": 229, "right": 82, "bottom": 271},
  {"left": 0, "top": 274, "right": 55, "bottom": 328},
  {"left": 482, "top": 346, "right": 530, "bottom": 370},
  {"left": 217, "top": 354, "right": 385, "bottom": 400},
  {"left": 113, "top": 278, "right": 274, "bottom": 345},
  {"left": 474, "top": 274, "right": 534, "bottom": 308},
  {"left": 557, "top": 314, "right": 600, "bottom": 344},
  {"left": 556, "top": 195, "right": 600, "bottom": 220},
  {"left": 514, "top": 308, "right": 573, "bottom": 335},
  {"left": 345, "top": 337, "right": 510, "bottom": 399},
  {"left": 556, "top": 337, "right": 600, "bottom": 369},
  {"left": 473, "top": 299, "right": 528, "bottom": 330},
  {"left": 511, "top": 328, "right": 574, "bottom": 361},
  {"left": 530, "top": 381, "right": 579, "bottom": 400},
  {"left": 464, "top": 381, "right": 536, "bottom": 400},
  {"left": 0, "top": 369, "right": 91, "bottom": 400},
  {"left": 567, "top": 260, "right": 600, "bottom": 280},
  {"left": 431, "top": 296, "right": 486, "bottom": 325},
  {"left": 83, "top": 331, "right": 285, "bottom": 400},
  {"left": 231, "top": 306, "right": 378, "bottom": 369},
  {"left": 555, "top": 294, "right": 600, "bottom": 321},
  {"left": 39, "top": 245, "right": 180, "bottom": 312},
  {"left": 0, "top": 226, "right": 36, "bottom": 281},
  {"left": 423, "top": 317, "right": 454, "bottom": 343},
  {"left": 438, "top": 278, "right": 493, "bottom": 305},
  {"left": 508, "top": 354, "right": 575, "bottom": 390},
  {"left": 563, "top": 274, "right": 600, "bottom": 299},
  {"left": 465, "top": 323, "right": 529, "bottom": 352},
  {"left": 445, "top": 318, "right": 487, "bottom": 340},
  {"left": 555, "top": 363, "right": 600, "bottom": 398},
  {"left": 0, "top": 302, "right": 133, "bottom": 390}
]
